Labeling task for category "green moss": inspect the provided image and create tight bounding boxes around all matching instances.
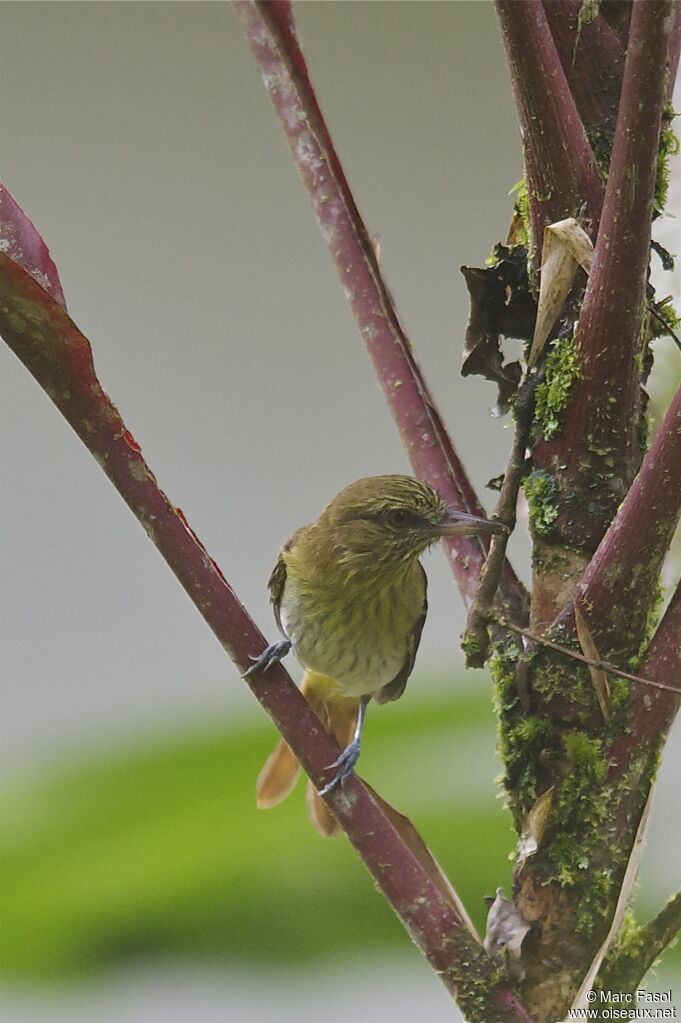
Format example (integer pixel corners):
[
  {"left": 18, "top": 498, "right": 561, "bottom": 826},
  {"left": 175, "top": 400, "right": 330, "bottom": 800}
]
[
  {"left": 562, "top": 733, "right": 607, "bottom": 783},
  {"left": 461, "top": 630, "right": 485, "bottom": 665},
  {"left": 654, "top": 113, "right": 679, "bottom": 213},
  {"left": 587, "top": 116, "right": 617, "bottom": 178},
  {"left": 514, "top": 716, "right": 554, "bottom": 745},
  {"left": 489, "top": 643, "right": 522, "bottom": 712},
  {"left": 650, "top": 298, "right": 680, "bottom": 341},
  {"left": 533, "top": 336, "right": 583, "bottom": 440},
  {"left": 637, "top": 579, "right": 666, "bottom": 655},
  {"left": 524, "top": 469, "right": 559, "bottom": 537},
  {"left": 489, "top": 643, "right": 538, "bottom": 816},
  {"left": 543, "top": 733, "right": 616, "bottom": 929},
  {"left": 598, "top": 911, "right": 663, "bottom": 995},
  {"left": 547, "top": 750, "right": 659, "bottom": 939},
  {"left": 506, "top": 178, "right": 530, "bottom": 249},
  {"left": 493, "top": 656, "right": 647, "bottom": 936},
  {"left": 490, "top": 607, "right": 662, "bottom": 947}
]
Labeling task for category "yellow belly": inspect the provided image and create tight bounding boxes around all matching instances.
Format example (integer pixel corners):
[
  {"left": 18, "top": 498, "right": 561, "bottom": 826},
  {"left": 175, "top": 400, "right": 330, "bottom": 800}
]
[{"left": 279, "top": 568, "right": 424, "bottom": 697}]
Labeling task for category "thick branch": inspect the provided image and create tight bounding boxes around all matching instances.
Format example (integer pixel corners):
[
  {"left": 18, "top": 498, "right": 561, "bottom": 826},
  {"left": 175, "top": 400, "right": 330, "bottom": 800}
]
[
  {"left": 605, "top": 575, "right": 681, "bottom": 787},
  {"left": 495, "top": 0, "right": 604, "bottom": 261},
  {"left": 0, "top": 253, "right": 535, "bottom": 1022},
  {"left": 543, "top": 1, "right": 624, "bottom": 137},
  {"left": 668, "top": 1, "right": 681, "bottom": 89},
  {"left": 530, "top": 379, "right": 680, "bottom": 717},
  {"left": 235, "top": 0, "right": 526, "bottom": 616},
  {"left": 0, "top": 183, "right": 66, "bottom": 308},
  {"left": 569, "top": 381, "right": 681, "bottom": 664},
  {"left": 534, "top": 0, "right": 675, "bottom": 553}
]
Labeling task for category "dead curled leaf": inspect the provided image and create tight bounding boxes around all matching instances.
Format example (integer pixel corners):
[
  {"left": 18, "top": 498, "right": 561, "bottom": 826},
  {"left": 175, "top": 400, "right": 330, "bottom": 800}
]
[
  {"left": 527, "top": 218, "right": 594, "bottom": 368},
  {"left": 483, "top": 888, "right": 532, "bottom": 979},
  {"left": 363, "top": 781, "right": 480, "bottom": 941},
  {"left": 574, "top": 599, "right": 611, "bottom": 723},
  {"left": 460, "top": 245, "right": 536, "bottom": 414},
  {"left": 517, "top": 786, "right": 554, "bottom": 862}
]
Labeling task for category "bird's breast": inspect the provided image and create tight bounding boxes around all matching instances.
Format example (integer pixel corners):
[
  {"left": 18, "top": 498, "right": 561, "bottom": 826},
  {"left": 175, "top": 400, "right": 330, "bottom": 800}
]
[{"left": 279, "top": 568, "right": 424, "bottom": 698}]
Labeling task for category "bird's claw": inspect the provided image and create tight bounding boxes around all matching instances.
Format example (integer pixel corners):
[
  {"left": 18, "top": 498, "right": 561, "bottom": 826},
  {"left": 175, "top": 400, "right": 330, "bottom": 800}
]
[
  {"left": 242, "top": 639, "right": 292, "bottom": 677},
  {"left": 317, "top": 740, "right": 361, "bottom": 796}
]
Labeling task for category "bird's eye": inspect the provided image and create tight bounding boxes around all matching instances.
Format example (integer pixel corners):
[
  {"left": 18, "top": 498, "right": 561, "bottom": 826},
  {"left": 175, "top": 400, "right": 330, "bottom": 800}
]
[{"left": 385, "top": 508, "right": 409, "bottom": 528}]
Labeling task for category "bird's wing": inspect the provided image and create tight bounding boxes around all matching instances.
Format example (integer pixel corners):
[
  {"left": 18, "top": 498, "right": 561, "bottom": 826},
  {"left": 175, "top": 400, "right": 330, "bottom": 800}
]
[
  {"left": 376, "top": 562, "right": 428, "bottom": 704},
  {"left": 267, "top": 526, "right": 307, "bottom": 637}
]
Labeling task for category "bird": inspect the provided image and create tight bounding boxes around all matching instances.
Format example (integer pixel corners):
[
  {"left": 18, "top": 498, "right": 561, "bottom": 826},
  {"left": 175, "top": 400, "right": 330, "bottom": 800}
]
[{"left": 246, "top": 474, "right": 508, "bottom": 836}]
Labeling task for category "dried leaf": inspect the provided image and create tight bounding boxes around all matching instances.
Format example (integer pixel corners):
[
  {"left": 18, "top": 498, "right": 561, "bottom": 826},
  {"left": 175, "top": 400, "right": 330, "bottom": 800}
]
[
  {"left": 527, "top": 218, "right": 594, "bottom": 368},
  {"left": 364, "top": 781, "right": 480, "bottom": 942},
  {"left": 506, "top": 209, "right": 527, "bottom": 247},
  {"left": 484, "top": 887, "right": 532, "bottom": 979},
  {"left": 517, "top": 786, "right": 554, "bottom": 861},
  {"left": 460, "top": 245, "right": 536, "bottom": 413},
  {"left": 574, "top": 600, "right": 611, "bottom": 722}
]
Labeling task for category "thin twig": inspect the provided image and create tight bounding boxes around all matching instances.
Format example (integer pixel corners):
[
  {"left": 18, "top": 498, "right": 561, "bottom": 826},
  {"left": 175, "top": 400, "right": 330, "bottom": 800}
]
[
  {"left": 463, "top": 396, "right": 533, "bottom": 666},
  {"left": 498, "top": 618, "right": 681, "bottom": 697},
  {"left": 649, "top": 302, "right": 681, "bottom": 355}
]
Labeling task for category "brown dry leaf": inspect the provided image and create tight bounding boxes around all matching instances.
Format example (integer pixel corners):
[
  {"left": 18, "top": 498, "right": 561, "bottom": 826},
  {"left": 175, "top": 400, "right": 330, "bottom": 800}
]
[
  {"left": 460, "top": 245, "right": 535, "bottom": 413},
  {"left": 518, "top": 786, "right": 554, "bottom": 862},
  {"left": 363, "top": 781, "right": 480, "bottom": 941},
  {"left": 574, "top": 599, "right": 611, "bottom": 722},
  {"left": 483, "top": 888, "right": 532, "bottom": 979},
  {"left": 527, "top": 218, "right": 594, "bottom": 368},
  {"left": 506, "top": 209, "right": 527, "bottom": 247}
]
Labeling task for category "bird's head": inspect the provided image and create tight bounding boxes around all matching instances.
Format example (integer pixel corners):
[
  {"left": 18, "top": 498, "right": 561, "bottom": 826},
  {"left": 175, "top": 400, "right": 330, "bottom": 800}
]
[{"left": 316, "top": 474, "right": 508, "bottom": 575}]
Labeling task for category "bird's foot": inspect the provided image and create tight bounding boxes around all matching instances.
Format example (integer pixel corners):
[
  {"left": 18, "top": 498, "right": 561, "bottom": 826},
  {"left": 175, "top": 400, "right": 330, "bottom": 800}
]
[
  {"left": 318, "top": 740, "right": 361, "bottom": 796},
  {"left": 242, "top": 639, "right": 292, "bottom": 677}
]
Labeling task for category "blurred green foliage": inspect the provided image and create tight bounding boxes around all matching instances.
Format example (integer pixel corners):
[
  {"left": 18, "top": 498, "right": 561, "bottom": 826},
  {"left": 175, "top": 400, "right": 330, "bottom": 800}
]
[
  {"left": 2, "top": 681, "right": 514, "bottom": 981},
  {"left": 2, "top": 680, "right": 676, "bottom": 983}
]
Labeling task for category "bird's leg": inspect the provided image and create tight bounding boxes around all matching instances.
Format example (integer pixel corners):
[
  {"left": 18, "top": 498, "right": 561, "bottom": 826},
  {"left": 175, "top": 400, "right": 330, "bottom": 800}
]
[
  {"left": 318, "top": 694, "right": 370, "bottom": 796},
  {"left": 242, "top": 639, "right": 292, "bottom": 677}
]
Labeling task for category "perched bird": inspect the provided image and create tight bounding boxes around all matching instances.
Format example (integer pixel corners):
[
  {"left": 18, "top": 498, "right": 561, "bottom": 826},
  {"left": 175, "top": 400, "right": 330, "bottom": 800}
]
[{"left": 246, "top": 474, "right": 507, "bottom": 836}]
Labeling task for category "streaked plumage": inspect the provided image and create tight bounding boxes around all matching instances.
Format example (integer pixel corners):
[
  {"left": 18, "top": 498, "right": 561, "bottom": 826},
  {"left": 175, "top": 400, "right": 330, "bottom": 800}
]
[{"left": 250, "top": 475, "right": 507, "bottom": 835}]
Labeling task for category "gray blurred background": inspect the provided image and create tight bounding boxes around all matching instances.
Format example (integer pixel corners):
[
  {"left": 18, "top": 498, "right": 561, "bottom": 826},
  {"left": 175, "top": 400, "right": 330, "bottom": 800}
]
[
  {"left": 1, "top": 3, "right": 679, "bottom": 1021},
  {"left": 1, "top": 0, "right": 526, "bottom": 768}
]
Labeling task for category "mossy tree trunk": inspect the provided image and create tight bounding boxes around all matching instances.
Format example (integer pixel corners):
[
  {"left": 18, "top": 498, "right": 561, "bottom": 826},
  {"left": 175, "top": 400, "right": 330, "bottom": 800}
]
[{"left": 486, "top": 2, "right": 681, "bottom": 1018}]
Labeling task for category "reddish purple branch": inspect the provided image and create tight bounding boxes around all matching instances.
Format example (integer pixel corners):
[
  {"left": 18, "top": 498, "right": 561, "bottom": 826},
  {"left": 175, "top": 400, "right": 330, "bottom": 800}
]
[
  {"left": 235, "top": 0, "right": 526, "bottom": 614},
  {"left": 668, "top": 2, "right": 681, "bottom": 89},
  {"left": 0, "top": 253, "right": 534, "bottom": 1022},
  {"left": 495, "top": 0, "right": 604, "bottom": 259},
  {"left": 536, "top": 0, "right": 676, "bottom": 552},
  {"left": 0, "top": 183, "right": 66, "bottom": 308},
  {"left": 542, "top": 1, "right": 624, "bottom": 130},
  {"left": 606, "top": 576, "right": 681, "bottom": 785},
  {"left": 563, "top": 381, "right": 681, "bottom": 662}
]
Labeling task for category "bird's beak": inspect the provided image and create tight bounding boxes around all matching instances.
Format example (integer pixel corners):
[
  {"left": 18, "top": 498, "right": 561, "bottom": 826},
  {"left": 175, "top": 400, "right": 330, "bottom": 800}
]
[{"left": 437, "top": 509, "right": 510, "bottom": 537}]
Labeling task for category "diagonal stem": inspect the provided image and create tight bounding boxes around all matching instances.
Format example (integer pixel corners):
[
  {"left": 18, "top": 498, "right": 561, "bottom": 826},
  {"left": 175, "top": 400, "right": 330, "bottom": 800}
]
[
  {"left": 535, "top": 0, "right": 676, "bottom": 553},
  {"left": 599, "top": 890, "right": 681, "bottom": 992},
  {"left": 495, "top": 0, "right": 604, "bottom": 260},
  {"left": 0, "top": 252, "right": 535, "bottom": 1022},
  {"left": 235, "top": 0, "right": 527, "bottom": 616}
]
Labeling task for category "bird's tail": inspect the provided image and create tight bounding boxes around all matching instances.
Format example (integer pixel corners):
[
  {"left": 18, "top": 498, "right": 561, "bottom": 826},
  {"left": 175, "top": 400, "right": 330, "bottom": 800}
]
[{"left": 255, "top": 670, "right": 359, "bottom": 837}]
